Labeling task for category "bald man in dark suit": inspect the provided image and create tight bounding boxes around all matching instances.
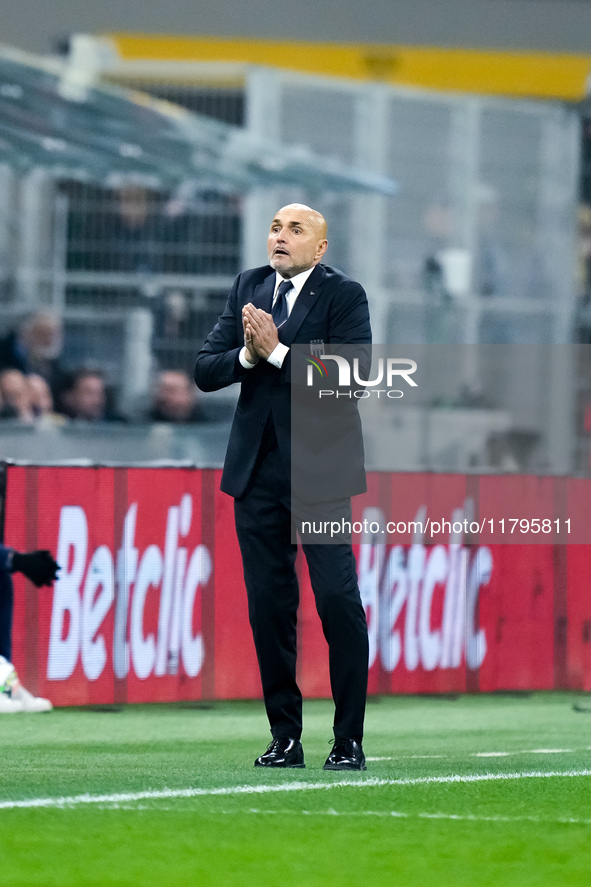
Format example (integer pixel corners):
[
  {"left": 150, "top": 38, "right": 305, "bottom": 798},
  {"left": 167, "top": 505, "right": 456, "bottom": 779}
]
[{"left": 195, "top": 204, "right": 370, "bottom": 770}]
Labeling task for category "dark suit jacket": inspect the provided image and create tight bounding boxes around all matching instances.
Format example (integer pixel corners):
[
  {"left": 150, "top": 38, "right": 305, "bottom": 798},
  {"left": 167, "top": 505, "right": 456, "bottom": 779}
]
[
  {"left": 0, "top": 331, "right": 64, "bottom": 399},
  {"left": 194, "top": 263, "right": 372, "bottom": 502}
]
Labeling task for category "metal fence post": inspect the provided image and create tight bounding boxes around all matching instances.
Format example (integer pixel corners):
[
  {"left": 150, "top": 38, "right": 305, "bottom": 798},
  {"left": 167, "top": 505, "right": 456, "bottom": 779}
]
[
  {"left": 15, "top": 168, "right": 55, "bottom": 309},
  {"left": 122, "top": 307, "right": 154, "bottom": 417}
]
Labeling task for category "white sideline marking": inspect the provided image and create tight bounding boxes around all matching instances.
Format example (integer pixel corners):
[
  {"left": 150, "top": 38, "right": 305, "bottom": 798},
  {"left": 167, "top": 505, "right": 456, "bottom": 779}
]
[
  {"left": 474, "top": 752, "right": 511, "bottom": 758},
  {"left": 245, "top": 809, "right": 591, "bottom": 826},
  {"left": 367, "top": 755, "right": 445, "bottom": 761},
  {"left": 368, "top": 748, "right": 578, "bottom": 762},
  {"left": 1, "top": 769, "right": 591, "bottom": 811},
  {"left": 530, "top": 749, "right": 573, "bottom": 754}
]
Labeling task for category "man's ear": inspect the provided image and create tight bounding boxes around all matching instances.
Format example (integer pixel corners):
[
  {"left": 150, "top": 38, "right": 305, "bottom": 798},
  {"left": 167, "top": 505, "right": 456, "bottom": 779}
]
[{"left": 316, "top": 239, "right": 328, "bottom": 260}]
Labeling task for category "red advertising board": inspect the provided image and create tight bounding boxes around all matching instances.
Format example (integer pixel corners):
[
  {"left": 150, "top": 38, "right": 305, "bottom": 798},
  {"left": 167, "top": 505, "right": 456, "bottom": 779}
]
[{"left": 3, "top": 465, "right": 591, "bottom": 706}]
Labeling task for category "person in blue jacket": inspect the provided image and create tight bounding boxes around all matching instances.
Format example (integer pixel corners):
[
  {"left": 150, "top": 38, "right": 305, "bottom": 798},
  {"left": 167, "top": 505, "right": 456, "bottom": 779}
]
[{"left": 0, "top": 546, "right": 59, "bottom": 713}]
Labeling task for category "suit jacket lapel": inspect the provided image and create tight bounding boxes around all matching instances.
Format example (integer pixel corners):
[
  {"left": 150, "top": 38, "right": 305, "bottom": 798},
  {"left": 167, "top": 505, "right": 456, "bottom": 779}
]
[
  {"left": 279, "top": 265, "right": 325, "bottom": 346},
  {"left": 252, "top": 272, "right": 275, "bottom": 312}
]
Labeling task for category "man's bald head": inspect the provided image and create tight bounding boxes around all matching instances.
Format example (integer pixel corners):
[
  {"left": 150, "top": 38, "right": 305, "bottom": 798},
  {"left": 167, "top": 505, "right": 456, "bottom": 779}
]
[
  {"left": 267, "top": 204, "right": 328, "bottom": 278},
  {"left": 278, "top": 204, "right": 327, "bottom": 238}
]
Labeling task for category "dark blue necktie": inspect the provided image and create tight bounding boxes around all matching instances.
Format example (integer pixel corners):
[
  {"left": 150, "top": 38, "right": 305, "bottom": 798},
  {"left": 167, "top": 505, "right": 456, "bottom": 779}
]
[{"left": 273, "top": 280, "right": 292, "bottom": 327}]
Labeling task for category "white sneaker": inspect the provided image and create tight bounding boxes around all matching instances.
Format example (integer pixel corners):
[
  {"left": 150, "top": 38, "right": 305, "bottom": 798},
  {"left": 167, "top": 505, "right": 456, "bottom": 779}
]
[
  {"left": 11, "top": 684, "right": 52, "bottom": 713},
  {"left": 0, "top": 656, "right": 52, "bottom": 713},
  {"left": 0, "top": 657, "right": 23, "bottom": 712},
  {"left": 0, "top": 693, "right": 23, "bottom": 713}
]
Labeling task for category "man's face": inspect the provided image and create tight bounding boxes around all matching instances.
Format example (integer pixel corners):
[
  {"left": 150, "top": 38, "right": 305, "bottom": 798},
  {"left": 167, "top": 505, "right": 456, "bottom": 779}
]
[
  {"left": 22, "top": 314, "right": 63, "bottom": 360},
  {"left": 267, "top": 205, "right": 327, "bottom": 279},
  {"left": 28, "top": 375, "right": 53, "bottom": 414},
  {"left": 0, "top": 370, "right": 30, "bottom": 413},
  {"left": 156, "top": 372, "right": 194, "bottom": 420},
  {"left": 72, "top": 376, "right": 106, "bottom": 421}
]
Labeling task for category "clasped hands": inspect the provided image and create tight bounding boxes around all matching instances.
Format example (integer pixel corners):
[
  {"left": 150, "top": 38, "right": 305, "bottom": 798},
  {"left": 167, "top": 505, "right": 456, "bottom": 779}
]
[{"left": 242, "top": 303, "right": 279, "bottom": 364}]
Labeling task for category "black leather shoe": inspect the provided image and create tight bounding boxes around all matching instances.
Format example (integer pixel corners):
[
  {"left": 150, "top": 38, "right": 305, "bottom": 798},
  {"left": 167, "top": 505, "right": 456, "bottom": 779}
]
[
  {"left": 254, "top": 737, "right": 305, "bottom": 768},
  {"left": 323, "top": 738, "right": 366, "bottom": 771}
]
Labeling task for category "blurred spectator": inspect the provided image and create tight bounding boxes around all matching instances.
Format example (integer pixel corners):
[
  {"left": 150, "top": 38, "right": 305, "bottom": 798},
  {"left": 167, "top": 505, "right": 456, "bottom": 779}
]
[
  {"left": 148, "top": 370, "right": 204, "bottom": 423},
  {"left": 421, "top": 187, "right": 509, "bottom": 303},
  {"left": 107, "top": 185, "right": 161, "bottom": 273},
  {"left": 157, "top": 289, "right": 191, "bottom": 339},
  {"left": 161, "top": 193, "right": 242, "bottom": 275},
  {"left": 474, "top": 184, "right": 508, "bottom": 298},
  {"left": 474, "top": 184, "right": 515, "bottom": 343},
  {"left": 66, "top": 183, "right": 162, "bottom": 274},
  {"left": 0, "top": 370, "right": 34, "bottom": 423},
  {"left": 27, "top": 374, "right": 53, "bottom": 417},
  {"left": 27, "top": 374, "right": 66, "bottom": 425},
  {"left": 0, "top": 384, "right": 15, "bottom": 420},
  {"left": 0, "top": 312, "right": 64, "bottom": 394},
  {"left": 58, "top": 368, "right": 125, "bottom": 422},
  {"left": 419, "top": 198, "right": 468, "bottom": 342},
  {"left": 66, "top": 182, "right": 241, "bottom": 276},
  {"left": 422, "top": 199, "right": 455, "bottom": 302}
]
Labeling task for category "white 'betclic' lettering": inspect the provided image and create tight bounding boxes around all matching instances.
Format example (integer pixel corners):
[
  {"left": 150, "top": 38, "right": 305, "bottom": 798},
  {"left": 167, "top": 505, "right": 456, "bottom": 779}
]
[
  {"left": 130, "top": 544, "right": 162, "bottom": 680},
  {"left": 47, "top": 499, "right": 491, "bottom": 684},
  {"left": 47, "top": 496, "right": 209, "bottom": 683},
  {"left": 113, "top": 504, "right": 138, "bottom": 679},
  {"left": 47, "top": 506, "right": 86, "bottom": 681},
  {"left": 357, "top": 506, "right": 493, "bottom": 674},
  {"left": 82, "top": 545, "right": 114, "bottom": 681}
]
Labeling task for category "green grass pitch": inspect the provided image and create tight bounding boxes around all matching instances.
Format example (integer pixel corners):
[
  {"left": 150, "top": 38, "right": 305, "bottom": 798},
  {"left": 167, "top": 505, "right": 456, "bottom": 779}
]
[{"left": 0, "top": 693, "right": 590, "bottom": 885}]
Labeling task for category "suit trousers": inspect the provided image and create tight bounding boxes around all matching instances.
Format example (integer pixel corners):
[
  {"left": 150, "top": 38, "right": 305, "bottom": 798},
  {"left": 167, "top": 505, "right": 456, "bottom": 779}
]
[
  {"left": 0, "top": 570, "right": 13, "bottom": 662},
  {"left": 234, "top": 435, "right": 369, "bottom": 741}
]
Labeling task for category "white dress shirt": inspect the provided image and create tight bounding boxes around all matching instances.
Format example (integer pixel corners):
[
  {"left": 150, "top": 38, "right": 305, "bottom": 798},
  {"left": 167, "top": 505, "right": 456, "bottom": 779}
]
[{"left": 240, "top": 267, "right": 316, "bottom": 370}]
